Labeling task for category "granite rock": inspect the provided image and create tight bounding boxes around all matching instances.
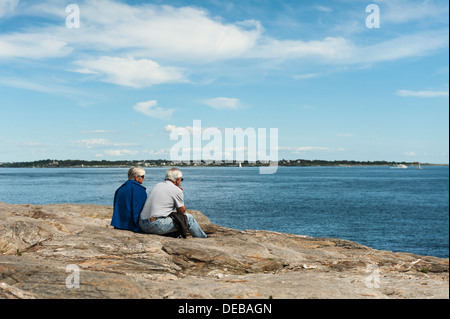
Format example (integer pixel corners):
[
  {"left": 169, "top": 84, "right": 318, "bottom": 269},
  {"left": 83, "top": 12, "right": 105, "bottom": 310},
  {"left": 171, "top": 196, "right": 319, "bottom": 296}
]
[{"left": 0, "top": 202, "right": 448, "bottom": 299}]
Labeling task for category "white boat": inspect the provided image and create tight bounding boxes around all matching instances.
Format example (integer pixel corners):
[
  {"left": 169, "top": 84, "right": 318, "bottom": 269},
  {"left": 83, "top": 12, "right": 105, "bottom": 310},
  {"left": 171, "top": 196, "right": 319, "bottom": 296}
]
[
  {"left": 391, "top": 164, "right": 408, "bottom": 169},
  {"left": 418, "top": 163, "right": 423, "bottom": 170}
]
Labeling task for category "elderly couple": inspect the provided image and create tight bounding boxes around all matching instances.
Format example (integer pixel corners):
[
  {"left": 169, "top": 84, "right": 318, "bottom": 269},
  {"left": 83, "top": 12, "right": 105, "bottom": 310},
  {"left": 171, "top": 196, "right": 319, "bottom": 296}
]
[{"left": 111, "top": 167, "right": 207, "bottom": 238}]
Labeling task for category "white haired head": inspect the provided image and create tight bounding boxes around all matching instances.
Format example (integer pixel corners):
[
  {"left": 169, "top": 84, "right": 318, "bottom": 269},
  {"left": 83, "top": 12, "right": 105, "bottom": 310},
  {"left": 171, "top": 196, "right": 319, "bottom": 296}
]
[
  {"left": 128, "top": 167, "right": 146, "bottom": 180},
  {"left": 165, "top": 168, "right": 183, "bottom": 182}
]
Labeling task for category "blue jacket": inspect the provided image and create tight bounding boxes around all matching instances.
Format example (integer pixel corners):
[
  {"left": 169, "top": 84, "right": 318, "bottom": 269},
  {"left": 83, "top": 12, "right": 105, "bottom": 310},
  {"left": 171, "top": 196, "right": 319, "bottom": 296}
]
[{"left": 111, "top": 180, "right": 147, "bottom": 233}]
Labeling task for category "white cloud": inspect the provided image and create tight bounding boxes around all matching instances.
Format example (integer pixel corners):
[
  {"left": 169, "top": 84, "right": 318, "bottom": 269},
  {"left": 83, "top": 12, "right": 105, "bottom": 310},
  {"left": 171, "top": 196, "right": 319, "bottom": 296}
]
[
  {"left": 203, "top": 97, "right": 241, "bottom": 110},
  {"left": 74, "top": 57, "right": 187, "bottom": 88},
  {"left": 0, "top": 0, "right": 448, "bottom": 86},
  {"left": 133, "top": 100, "right": 175, "bottom": 120},
  {"left": 164, "top": 125, "right": 180, "bottom": 133},
  {"left": 74, "top": 138, "right": 111, "bottom": 149},
  {"left": 74, "top": 138, "right": 137, "bottom": 149},
  {"left": 143, "top": 148, "right": 170, "bottom": 156},
  {"left": 251, "top": 36, "right": 353, "bottom": 61},
  {"left": 356, "top": 30, "right": 449, "bottom": 65},
  {"left": 84, "top": 3, "right": 261, "bottom": 62},
  {"left": 251, "top": 29, "right": 448, "bottom": 65},
  {"left": 13, "top": 0, "right": 261, "bottom": 63},
  {"left": 397, "top": 89, "right": 449, "bottom": 98},
  {"left": 4, "top": 0, "right": 444, "bottom": 67},
  {"left": 0, "top": 0, "right": 18, "bottom": 18},
  {"left": 69, "top": 68, "right": 99, "bottom": 75},
  {"left": 294, "top": 73, "right": 321, "bottom": 80},
  {"left": 0, "top": 77, "right": 54, "bottom": 93},
  {"left": 0, "top": 33, "right": 71, "bottom": 59},
  {"left": 0, "top": 76, "right": 84, "bottom": 98},
  {"left": 376, "top": 0, "right": 449, "bottom": 24}
]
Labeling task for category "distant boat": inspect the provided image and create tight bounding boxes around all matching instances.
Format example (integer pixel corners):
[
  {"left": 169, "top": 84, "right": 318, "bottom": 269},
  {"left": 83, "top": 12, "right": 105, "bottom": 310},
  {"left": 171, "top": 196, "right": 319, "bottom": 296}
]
[
  {"left": 391, "top": 164, "right": 408, "bottom": 169},
  {"left": 239, "top": 162, "right": 242, "bottom": 168},
  {"left": 418, "top": 163, "right": 423, "bottom": 170}
]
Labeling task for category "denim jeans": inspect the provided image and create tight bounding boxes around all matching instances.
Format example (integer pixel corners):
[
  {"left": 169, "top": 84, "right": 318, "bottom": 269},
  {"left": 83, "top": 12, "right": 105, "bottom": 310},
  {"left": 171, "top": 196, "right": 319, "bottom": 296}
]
[{"left": 139, "top": 213, "right": 207, "bottom": 238}]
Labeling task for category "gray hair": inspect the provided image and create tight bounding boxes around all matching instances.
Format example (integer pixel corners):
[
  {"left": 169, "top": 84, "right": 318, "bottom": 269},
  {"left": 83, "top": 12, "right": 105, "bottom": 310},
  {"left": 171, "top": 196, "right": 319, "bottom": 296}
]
[
  {"left": 165, "top": 168, "right": 182, "bottom": 182},
  {"left": 128, "top": 167, "right": 146, "bottom": 180}
]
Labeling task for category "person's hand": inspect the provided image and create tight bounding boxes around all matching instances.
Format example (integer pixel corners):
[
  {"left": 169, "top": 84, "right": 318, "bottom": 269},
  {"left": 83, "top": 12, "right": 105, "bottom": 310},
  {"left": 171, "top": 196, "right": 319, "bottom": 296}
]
[{"left": 176, "top": 177, "right": 184, "bottom": 191}]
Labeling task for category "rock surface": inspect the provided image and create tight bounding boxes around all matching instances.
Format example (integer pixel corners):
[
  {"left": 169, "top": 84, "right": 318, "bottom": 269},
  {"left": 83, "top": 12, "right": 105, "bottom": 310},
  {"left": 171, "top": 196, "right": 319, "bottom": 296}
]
[{"left": 0, "top": 202, "right": 448, "bottom": 299}]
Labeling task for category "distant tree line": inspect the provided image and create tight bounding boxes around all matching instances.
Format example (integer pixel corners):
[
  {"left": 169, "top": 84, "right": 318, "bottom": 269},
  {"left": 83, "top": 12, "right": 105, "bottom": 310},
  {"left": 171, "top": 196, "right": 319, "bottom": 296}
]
[
  {"left": 0, "top": 158, "right": 421, "bottom": 168},
  {"left": 277, "top": 159, "right": 413, "bottom": 166}
]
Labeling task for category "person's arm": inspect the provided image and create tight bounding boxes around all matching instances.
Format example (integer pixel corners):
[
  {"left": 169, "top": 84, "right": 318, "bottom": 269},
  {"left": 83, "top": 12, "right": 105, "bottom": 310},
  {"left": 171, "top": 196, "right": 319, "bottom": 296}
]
[{"left": 174, "top": 187, "right": 186, "bottom": 214}]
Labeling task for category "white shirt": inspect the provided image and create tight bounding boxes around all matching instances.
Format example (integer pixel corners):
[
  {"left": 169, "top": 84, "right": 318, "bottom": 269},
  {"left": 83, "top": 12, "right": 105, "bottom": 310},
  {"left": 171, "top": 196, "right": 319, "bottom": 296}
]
[{"left": 140, "top": 181, "right": 184, "bottom": 219}]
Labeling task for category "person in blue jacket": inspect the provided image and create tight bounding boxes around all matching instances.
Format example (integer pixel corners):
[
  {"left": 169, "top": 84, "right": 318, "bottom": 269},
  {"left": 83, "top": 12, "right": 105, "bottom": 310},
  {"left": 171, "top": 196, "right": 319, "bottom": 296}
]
[{"left": 111, "top": 167, "right": 147, "bottom": 233}]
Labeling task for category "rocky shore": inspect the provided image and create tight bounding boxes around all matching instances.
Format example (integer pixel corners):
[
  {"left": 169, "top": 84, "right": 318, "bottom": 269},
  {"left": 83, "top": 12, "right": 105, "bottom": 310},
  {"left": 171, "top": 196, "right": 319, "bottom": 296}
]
[{"left": 0, "top": 202, "right": 448, "bottom": 299}]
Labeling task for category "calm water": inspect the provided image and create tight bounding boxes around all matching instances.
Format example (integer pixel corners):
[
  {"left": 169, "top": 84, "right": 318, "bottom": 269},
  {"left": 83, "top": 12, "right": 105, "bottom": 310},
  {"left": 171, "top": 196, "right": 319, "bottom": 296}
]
[{"left": 0, "top": 166, "right": 448, "bottom": 258}]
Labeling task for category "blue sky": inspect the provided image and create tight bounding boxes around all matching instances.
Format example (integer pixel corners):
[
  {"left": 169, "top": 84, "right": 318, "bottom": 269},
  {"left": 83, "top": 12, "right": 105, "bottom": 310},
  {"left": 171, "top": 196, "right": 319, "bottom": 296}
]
[{"left": 0, "top": 0, "right": 448, "bottom": 163}]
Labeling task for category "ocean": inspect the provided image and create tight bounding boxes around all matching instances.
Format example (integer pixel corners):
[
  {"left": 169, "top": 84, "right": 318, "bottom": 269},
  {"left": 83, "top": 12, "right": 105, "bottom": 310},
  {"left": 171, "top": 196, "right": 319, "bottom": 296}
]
[{"left": 0, "top": 166, "right": 448, "bottom": 258}]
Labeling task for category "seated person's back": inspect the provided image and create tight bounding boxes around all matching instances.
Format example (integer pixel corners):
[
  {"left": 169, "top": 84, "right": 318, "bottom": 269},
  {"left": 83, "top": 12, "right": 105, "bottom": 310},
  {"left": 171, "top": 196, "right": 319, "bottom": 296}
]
[{"left": 140, "top": 180, "right": 184, "bottom": 219}]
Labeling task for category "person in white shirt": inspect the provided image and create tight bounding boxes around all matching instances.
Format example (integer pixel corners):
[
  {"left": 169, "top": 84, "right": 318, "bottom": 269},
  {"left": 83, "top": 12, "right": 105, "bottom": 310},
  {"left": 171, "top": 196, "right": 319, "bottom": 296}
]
[{"left": 139, "top": 168, "right": 207, "bottom": 238}]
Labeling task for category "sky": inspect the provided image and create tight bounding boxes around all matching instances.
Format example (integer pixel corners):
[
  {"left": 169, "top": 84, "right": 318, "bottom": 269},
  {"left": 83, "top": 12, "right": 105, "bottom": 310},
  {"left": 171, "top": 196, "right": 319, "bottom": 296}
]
[{"left": 0, "top": 0, "right": 449, "bottom": 164}]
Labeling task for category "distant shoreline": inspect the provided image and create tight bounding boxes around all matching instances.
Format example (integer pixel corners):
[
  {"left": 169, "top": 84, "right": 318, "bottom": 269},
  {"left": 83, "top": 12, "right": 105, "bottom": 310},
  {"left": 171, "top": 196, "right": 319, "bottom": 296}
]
[{"left": 0, "top": 159, "right": 448, "bottom": 168}]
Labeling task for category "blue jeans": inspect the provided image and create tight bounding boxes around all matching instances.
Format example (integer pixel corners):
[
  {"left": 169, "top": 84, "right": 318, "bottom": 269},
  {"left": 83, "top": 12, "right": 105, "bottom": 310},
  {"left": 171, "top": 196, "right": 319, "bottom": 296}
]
[{"left": 139, "top": 214, "right": 207, "bottom": 238}]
